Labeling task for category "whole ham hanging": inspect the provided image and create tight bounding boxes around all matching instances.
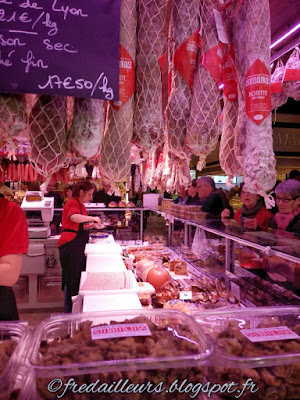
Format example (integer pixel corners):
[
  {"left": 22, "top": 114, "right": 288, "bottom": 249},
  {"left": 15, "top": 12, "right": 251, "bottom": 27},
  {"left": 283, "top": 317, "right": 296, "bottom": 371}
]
[
  {"left": 133, "top": 0, "right": 167, "bottom": 156},
  {"left": 99, "top": 0, "right": 137, "bottom": 183},
  {"left": 186, "top": 0, "right": 223, "bottom": 171},
  {"left": 68, "top": 98, "right": 104, "bottom": 159},
  {"left": 242, "top": 0, "right": 276, "bottom": 206},
  {"left": 29, "top": 95, "right": 68, "bottom": 187},
  {"left": 165, "top": 0, "right": 199, "bottom": 159}
]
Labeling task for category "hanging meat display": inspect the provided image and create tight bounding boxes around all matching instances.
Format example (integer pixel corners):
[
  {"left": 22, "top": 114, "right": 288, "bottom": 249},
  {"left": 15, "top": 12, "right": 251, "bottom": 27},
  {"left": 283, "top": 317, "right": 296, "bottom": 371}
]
[
  {"left": 29, "top": 95, "right": 68, "bottom": 185},
  {"left": 0, "top": 94, "right": 28, "bottom": 152},
  {"left": 67, "top": 98, "right": 104, "bottom": 159},
  {"left": 186, "top": 0, "right": 222, "bottom": 171},
  {"left": 165, "top": 0, "right": 199, "bottom": 160},
  {"left": 133, "top": 0, "right": 167, "bottom": 156},
  {"left": 242, "top": 0, "right": 276, "bottom": 204},
  {"left": 99, "top": 0, "right": 137, "bottom": 184},
  {"left": 282, "top": 47, "right": 300, "bottom": 101},
  {"left": 219, "top": 7, "right": 242, "bottom": 178},
  {"left": 271, "top": 60, "right": 288, "bottom": 110}
]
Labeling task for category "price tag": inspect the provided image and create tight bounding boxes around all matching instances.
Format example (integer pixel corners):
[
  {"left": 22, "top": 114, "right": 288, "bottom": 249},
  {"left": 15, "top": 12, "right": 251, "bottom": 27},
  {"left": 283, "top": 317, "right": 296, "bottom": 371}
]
[
  {"left": 213, "top": 9, "right": 228, "bottom": 44},
  {"left": 180, "top": 291, "right": 192, "bottom": 300},
  {"left": 241, "top": 326, "right": 300, "bottom": 343},
  {"left": 91, "top": 323, "right": 152, "bottom": 340}
]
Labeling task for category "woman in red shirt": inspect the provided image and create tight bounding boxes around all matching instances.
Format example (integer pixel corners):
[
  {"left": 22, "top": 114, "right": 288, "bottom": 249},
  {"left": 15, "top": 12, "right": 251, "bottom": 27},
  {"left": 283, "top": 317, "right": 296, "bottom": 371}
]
[
  {"left": 222, "top": 186, "right": 272, "bottom": 231},
  {"left": 0, "top": 196, "right": 29, "bottom": 320},
  {"left": 59, "top": 181, "right": 103, "bottom": 312}
]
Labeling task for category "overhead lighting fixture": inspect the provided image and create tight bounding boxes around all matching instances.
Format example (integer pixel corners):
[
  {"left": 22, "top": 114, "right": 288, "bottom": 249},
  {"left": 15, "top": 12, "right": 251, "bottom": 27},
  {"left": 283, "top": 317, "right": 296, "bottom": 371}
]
[{"left": 270, "top": 22, "right": 300, "bottom": 49}]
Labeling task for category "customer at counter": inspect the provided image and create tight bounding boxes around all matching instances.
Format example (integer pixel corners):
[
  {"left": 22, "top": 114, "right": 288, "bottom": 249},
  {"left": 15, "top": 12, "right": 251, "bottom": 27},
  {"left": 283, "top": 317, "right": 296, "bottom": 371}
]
[
  {"left": 58, "top": 181, "right": 104, "bottom": 313},
  {"left": 186, "top": 179, "right": 199, "bottom": 205},
  {"left": 269, "top": 179, "right": 300, "bottom": 235},
  {"left": 93, "top": 180, "right": 121, "bottom": 206},
  {"left": 174, "top": 186, "right": 188, "bottom": 205},
  {"left": 0, "top": 196, "right": 29, "bottom": 320},
  {"left": 195, "top": 177, "right": 224, "bottom": 218},
  {"left": 222, "top": 185, "right": 272, "bottom": 231}
]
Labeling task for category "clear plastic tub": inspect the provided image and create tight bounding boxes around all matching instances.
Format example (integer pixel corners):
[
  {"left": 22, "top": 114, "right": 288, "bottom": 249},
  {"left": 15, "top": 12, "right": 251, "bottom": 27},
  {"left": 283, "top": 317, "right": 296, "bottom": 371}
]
[
  {"left": 193, "top": 306, "right": 300, "bottom": 400},
  {"left": 24, "top": 309, "right": 213, "bottom": 399},
  {"left": 0, "top": 322, "right": 29, "bottom": 400}
]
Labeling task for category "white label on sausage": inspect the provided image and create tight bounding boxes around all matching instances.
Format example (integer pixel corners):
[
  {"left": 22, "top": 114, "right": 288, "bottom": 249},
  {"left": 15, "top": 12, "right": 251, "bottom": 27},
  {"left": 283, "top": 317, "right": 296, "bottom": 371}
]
[
  {"left": 91, "top": 323, "right": 152, "bottom": 340},
  {"left": 241, "top": 326, "right": 299, "bottom": 342},
  {"left": 213, "top": 9, "right": 228, "bottom": 44}
]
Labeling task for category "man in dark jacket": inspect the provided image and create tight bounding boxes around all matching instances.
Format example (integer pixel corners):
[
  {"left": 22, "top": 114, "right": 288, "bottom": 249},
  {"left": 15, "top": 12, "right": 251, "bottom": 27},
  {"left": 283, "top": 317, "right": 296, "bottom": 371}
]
[{"left": 195, "top": 177, "right": 224, "bottom": 219}]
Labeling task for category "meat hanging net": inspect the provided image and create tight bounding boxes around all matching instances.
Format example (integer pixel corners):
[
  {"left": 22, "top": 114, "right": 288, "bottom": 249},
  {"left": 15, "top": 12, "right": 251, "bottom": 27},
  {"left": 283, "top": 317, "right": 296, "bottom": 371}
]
[
  {"left": 271, "top": 60, "right": 288, "bottom": 110},
  {"left": 67, "top": 97, "right": 104, "bottom": 160},
  {"left": 0, "top": 94, "right": 29, "bottom": 153},
  {"left": 186, "top": 0, "right": 221, "bottom": 171},
  {"left": 282, "top": 47, "right": 300, "bottom": 101},
  {"left": 29, "top": 95, "right": 68, "bottom": 183},
  {"left": 99, "top": 0, "right": 137, "bottom": 183},
  {"left": 165, "top": 0, "right": 199, "bottom": 160},
  {"left": 133, "top": 0, "right": 167, "bottom": 156},
  {"left": 219, "top": 7, "right": 242, "bottom": 178},
  {"left": 242, "top": 0, "right": 276, "bottom": 206}
]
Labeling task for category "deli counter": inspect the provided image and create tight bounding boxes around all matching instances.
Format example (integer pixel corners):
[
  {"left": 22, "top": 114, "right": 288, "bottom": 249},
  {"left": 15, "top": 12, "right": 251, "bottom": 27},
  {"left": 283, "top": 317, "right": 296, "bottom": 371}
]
[{"left": 15, "top": 205, "right": 300, "bottom": 310}]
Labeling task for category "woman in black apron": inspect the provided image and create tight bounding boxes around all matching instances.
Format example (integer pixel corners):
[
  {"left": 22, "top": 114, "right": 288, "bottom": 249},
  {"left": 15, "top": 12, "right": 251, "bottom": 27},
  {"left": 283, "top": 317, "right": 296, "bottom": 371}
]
[{"left": 58, "top": 181, "right": 103, "bottom": 312}]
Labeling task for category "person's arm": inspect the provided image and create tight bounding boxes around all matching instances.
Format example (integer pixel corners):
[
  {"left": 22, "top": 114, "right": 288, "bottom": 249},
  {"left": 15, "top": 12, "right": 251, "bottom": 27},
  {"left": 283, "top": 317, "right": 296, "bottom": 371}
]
[
  {"left": 0, "top": 254, "right": 22, "bottom": 286},
  {"left": 69, "top": 214, "right": 102, "bottom": 224}
]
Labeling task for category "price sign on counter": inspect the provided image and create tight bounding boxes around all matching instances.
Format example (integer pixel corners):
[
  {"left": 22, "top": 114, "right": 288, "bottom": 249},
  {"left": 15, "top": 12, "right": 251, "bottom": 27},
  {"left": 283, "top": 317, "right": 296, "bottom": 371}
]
[
  {"left": 180, "top": 291, "right": 192, "bottom": 300},
  {"left": 0, "top": 0, "right": 120, "bottom": 100}
]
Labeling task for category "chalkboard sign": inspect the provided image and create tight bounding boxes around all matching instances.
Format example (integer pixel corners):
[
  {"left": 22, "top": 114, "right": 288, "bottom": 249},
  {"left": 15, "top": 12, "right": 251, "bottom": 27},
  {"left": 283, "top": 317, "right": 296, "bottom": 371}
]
[{"left": 0, "top": 0, "right": 121, "bottom": 100}]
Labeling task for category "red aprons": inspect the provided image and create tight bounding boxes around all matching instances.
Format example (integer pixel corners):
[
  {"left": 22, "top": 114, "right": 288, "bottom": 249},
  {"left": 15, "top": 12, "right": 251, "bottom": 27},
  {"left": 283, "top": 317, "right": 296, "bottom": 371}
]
[
  {"left": 58, "top": 198, "right": 88, "bottom": 247},
  {"left": 0, "top": 198, "right": 29, "bottom": 257}
]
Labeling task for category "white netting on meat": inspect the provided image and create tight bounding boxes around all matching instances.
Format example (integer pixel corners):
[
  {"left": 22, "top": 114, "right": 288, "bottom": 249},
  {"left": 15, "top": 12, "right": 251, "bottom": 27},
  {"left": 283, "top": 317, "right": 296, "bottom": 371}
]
[
  {"left": 271, "top": 60, "right": 288, "bottom": 110},
  {"left": 282, "top": 47, "right": 300, "bottom": 101},
  {"left": 0, "top": 94, "right": 29, "bottom": 147},
  {"left": 220, "top": 98, "right": 241, "bottom": 176},
  {"left": 133, "top": 0, "right": 167, "bottom": 156},
  {"left": 231, "top": 2, "right": 247, "bottom": 167},
  {"left": 186, "top": 0, "right": 221, "bottom": 171},
  {"left": 219, "top": 8, "right": 242, "bottom": 177},
  {"left": 99, "top": 0, "right": 137, "bottom": 183},
  {"left": 68, "top": 97, "right": 104, "bottom": 160},
  {"left": 243, "top": 0, "right": 276, "bottom": 203},
  {"left": 165, "top": 153, "right": 191, "bottom": 193},
  {"left": 29, "top": 95, "right": 68, "bottom": 181},
  {"left": 165, "top": 0, "right": 199, "bottom": 160}
]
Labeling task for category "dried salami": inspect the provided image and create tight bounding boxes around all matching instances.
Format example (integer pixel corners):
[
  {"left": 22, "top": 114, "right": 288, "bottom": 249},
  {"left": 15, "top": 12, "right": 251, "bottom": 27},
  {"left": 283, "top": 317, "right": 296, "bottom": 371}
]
[
  {"left": 99, "top": 0, "right": 137, "bottom": 182},
  {"left": 186, "top": 0, "right": 223, "bottom": 171},
  {"left": 133, "top": 0, "right": 167, "bottom": 155},
  {"left": 165, "top": 0, "right": 199, "bottom": 160},
  {"left": 243, "top": 0, "right": 276, "bottom": 201}
]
